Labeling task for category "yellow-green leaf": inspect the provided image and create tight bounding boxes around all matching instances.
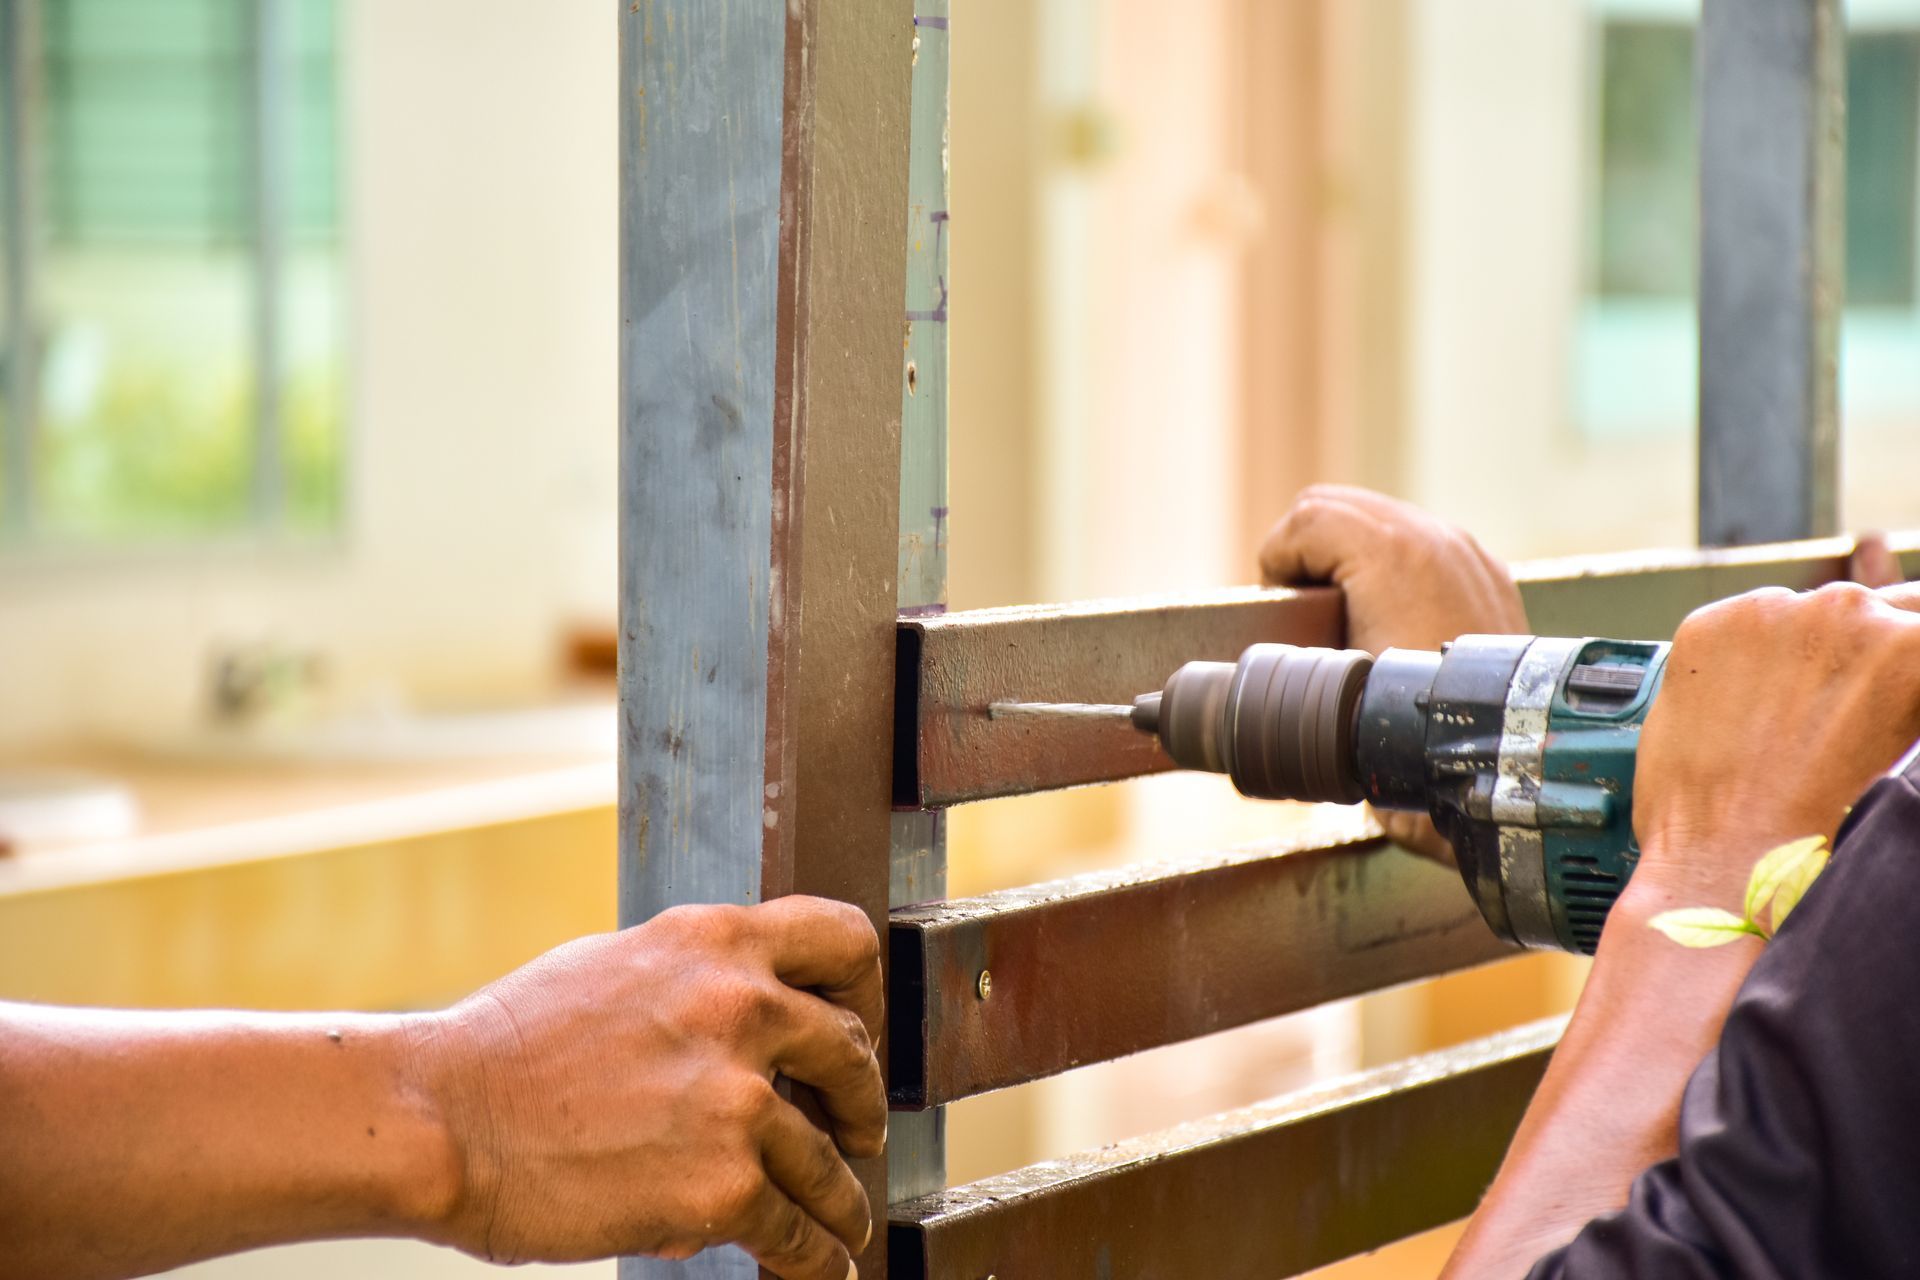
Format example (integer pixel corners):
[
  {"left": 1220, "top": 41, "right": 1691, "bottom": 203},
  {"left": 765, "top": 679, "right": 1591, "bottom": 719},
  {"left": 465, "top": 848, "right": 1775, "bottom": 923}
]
[
  {"left": 1649, "top": 907, "right": 1764, "bottom": 949},
  {"left": 1744, "top": 835, "right": 1828, "bottom": 923},
  {"left": 1768, "top": 840, "right": 1831, "bottom": 931}
]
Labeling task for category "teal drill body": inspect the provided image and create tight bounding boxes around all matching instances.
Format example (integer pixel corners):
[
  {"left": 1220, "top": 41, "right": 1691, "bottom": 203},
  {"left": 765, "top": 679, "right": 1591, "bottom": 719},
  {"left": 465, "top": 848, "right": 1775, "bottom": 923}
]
[
  {"left": 1386, "top": 635, "right": 1669, "bottom": 955},
  {"left": 1135, "top": 635, "right": 1673, "bottom": 955}
]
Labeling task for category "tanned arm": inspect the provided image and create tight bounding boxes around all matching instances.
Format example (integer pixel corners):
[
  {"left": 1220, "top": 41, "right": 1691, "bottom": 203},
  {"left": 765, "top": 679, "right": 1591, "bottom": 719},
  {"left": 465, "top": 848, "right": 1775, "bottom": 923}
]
[
  {"left": 0, "top": 1003, "right": 457, "bottom": 1276},
  {"left": 0, "top": 895, "right": 887, "bottom": 1280},
  {"left": 1444, "top": 580, "right": 1920, "bottom": 1278}
]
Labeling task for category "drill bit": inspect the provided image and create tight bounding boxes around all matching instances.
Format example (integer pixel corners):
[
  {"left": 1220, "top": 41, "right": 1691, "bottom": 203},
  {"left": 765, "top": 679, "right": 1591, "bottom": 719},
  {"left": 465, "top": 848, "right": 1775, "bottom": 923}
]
[{"left": 988, "top": 700, "right": 1136, "bottom": 723}]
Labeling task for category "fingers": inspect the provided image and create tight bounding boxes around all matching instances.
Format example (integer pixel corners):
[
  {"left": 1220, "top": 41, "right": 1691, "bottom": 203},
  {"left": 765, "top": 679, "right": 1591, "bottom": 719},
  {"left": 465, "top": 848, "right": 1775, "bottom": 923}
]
[
  {"left": 1875, "top": 581, "right": 1920, "bottom": 614},
  {"left": 1258, "top": 494, "right": 1389, "bottom": 587},
  {"left": 738, "top": 1176, "right": 856, "bottom": 1280},
  {"left": 1289, "top": 483, "right": 1424, "bottom": 525},
  {"left": 754, "top": 897, "right": 884, "bottom": 1046},
  {"left": 767, "top": 986, "right": 887, "bottom": 1159},
  {"left": 759, "top": 1094, "right": 872, "bottom": 1257},
  {"left": 1369, "top": 806, "right": 1456, "bottom": 867},
  {"left": 1850, "top": 533, "right": 1904, "bottom": 589}
]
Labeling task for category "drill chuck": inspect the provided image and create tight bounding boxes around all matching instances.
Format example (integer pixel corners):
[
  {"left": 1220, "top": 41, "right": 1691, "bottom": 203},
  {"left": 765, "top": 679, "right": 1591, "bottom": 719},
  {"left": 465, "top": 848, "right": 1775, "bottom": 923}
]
[{"left": 1140, "top": 648, "right": 1374, "bottom": 804}]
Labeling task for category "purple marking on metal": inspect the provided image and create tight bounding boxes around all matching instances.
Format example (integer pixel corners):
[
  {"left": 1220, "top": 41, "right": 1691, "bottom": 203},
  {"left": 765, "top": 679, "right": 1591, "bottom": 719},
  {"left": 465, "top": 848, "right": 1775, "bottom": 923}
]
[
  {"left": 899, "top": 602, "right": 950, "bottom": 618},
  {"left": 930, "top": 210, "right": 950, "bottom": 222},
  {"left": 931, "top": 506, "right": 949, "bottom": 546},
  {"left": 905, "top": 274, "right": 952, "bottom": 326},
  {"left": 914, "top": 16, "right": 951, "bottom": 29}
]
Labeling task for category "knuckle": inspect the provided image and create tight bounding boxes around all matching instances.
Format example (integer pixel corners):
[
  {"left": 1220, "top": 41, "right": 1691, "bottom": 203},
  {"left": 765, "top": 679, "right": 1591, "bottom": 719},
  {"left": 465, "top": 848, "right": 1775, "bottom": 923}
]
[
  {"left": 1677, "top": 588, "right": 1781, "bottom": 646},
  {"left": 834, "top": 1004, "right": 875, "bottom": 1060},
  {"left": 771, "top": 1203, "right": 819, "bottom": 1264},
  {"left": 658, "top": 902, "right": 749, "bottom": 950},
  {"left": 708, "top": 977, "right": 780, "bottom": 1038},
  {"left": 714, "top": 1071, "right": 779, "bottom": 1130},
  {"left": 1812, "top": 579, "right": 1878, "bottom": 620},
  {"left": 825, "top": 899, "right": 879, "bottom": 955},
  {"left": 1289, "top": 494, "right": 1335, "bottom": 528},
  {"left": 705, "top": 1166, "right": 765, "bottom": 1231},
  {"left": 805, "top": 1143, "right": 852, "bottom": 1205}
]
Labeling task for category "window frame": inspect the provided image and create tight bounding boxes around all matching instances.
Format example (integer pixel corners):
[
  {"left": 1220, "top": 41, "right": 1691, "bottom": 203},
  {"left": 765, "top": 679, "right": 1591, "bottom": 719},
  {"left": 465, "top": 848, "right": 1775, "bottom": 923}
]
[
  {"left": 1576, "top": 0, "right": 1920, "bottom": 441},
  {"left": 0, "top": 0, "right": 346, "bottom": 554}
]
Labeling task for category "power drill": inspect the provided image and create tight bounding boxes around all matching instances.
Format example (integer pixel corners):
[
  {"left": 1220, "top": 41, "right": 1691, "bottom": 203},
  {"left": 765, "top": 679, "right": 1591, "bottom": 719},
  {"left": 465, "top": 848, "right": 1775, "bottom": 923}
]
[{"left": 1128, "top": 636, "right": 1671, "bottom": 954}]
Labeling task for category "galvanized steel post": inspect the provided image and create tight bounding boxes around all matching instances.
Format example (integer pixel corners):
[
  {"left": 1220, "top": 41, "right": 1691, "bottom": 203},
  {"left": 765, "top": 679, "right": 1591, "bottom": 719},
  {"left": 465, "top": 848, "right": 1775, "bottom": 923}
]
[
  {"left": 888, "top": 0, "right": 952, "bottom": 1209},
  {"left": 618, "top": 1, "right": 915, "bottom": 1276},
  {"left": 1697, "top": 0, "right": 1844, "bottom": 545}
]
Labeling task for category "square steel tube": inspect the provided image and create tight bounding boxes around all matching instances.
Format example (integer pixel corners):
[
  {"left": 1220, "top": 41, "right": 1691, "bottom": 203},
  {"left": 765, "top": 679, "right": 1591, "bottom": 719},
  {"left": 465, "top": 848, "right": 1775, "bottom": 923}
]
[
  {"left": 896, "top": 587, "right": 1344, "bottom": 808},
  {"left": 889, "top": 1018, "right": 1563, "bottom": 1280},
  {"left": 888, "top": 809, "right": 1515, "bottom": 1108},
  {"left": 898, "top": 536, "right": 1920, "bottom": 809}
]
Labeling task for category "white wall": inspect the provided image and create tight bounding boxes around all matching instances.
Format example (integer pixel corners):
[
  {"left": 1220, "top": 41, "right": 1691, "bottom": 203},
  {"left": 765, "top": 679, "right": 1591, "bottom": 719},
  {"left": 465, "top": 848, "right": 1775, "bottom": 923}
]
[{"left": 0, "top": 0, "right": 618, "bottom": 749}]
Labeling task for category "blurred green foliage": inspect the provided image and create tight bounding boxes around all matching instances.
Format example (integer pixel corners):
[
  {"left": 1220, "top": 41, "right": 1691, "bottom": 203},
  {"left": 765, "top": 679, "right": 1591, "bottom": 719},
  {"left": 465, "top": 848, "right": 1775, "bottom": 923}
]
[{"left": 34, "top": 355, "right": 341, "bottom": 541}]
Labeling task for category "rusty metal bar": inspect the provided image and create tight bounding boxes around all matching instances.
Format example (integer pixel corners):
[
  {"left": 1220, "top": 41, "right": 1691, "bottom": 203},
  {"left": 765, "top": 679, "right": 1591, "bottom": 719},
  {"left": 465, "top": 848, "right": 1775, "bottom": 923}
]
[
  {"left": 896, "top": 587, "right": 1344, "bottom": 807},
  {"left": 888, "top": 808, "right": 1513, "bottom": 1107},
  {"left": 889, "top": 1017, "right": 1564, "bottom": 1280},
  {"left": 1516, "top": 532, "right": 1920, "bottom": 639},
  {"left": 899, "top": 535, "right": 1920, "bottom": 808}
]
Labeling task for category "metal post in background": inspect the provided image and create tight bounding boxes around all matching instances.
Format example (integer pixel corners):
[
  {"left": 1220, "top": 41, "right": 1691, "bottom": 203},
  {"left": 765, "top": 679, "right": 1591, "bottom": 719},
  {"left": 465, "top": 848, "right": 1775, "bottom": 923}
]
[
  {"left": 619, "top": 1, "right": 914, "bottom": 1275},
  {"left": 1697, "top": 0, "right": 1844, "bottom": 546},
  {"left": 247, "top": 0, "right": 289, "bottom": 527},
  {"left": 888, "top": 0, "right": 952, "bottom": 1209},
  {"left": 1, "top": 0, "right": 38, "bottom": 535}
]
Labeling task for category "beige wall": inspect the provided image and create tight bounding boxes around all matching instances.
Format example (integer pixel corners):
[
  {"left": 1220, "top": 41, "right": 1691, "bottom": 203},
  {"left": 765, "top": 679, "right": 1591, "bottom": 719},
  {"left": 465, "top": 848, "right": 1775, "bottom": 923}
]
[{"left": 0, "top": 0, "right": 618, "bottom": 750}]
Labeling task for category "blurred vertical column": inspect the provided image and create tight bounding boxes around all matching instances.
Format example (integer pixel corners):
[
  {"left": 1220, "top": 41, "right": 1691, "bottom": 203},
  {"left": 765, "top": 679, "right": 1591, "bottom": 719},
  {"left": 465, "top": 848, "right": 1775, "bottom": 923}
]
[
  {"left": 1697, "top": 0, "right": 1844, "bottom": 546},
  {"left": 618, "top": 1, "right": 914, "bottom": 1276},
  {"left": 889, "top": 0, "right": 951, "bottom": 1207},
  {"left": 247, "top": 0, "right": 288, "bottom": 527},
  {"left": 1, "top": 0, "right": 37, "bottom": 534}
]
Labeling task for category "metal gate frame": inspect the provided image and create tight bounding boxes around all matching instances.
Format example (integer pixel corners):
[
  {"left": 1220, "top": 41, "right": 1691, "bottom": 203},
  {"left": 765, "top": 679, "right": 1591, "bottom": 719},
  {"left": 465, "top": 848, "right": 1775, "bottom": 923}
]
[{"left": 617, "top": 2, "right": 1911, "bottom": 1276}]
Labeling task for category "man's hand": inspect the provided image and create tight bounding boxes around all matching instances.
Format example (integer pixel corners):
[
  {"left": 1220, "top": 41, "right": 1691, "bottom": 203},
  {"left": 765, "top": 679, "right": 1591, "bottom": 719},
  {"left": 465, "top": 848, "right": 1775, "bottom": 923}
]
[
  {"left": 1630, "top": 580, "right": 1920, "bottom": 910},
  {"left": 1259, "top": 485, "right": 1528, "bottom": 857},
  {"left": 1259, "top": 485, "right": 1528, "bottom": 654},
  {"left": 0, "top": 895, "right": 883, "bottom": 1280},
  {"left": 421, "top": 896, "right": 885, "bottom": 1280},
  {"left": 1445, "top": 579, "right": 1920, "bottom": 1278}
]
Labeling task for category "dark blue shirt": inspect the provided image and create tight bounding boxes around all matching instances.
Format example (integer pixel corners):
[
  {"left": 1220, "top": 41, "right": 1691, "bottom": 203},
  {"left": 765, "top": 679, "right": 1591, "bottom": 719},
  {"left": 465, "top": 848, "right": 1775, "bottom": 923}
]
[{"left": 1528, "top": 746, "right": 1920, "bottom": 1279}]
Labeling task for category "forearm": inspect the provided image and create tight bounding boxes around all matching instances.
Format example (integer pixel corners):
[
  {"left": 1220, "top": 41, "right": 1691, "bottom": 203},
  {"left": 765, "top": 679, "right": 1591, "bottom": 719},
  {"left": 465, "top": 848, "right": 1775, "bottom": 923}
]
[
  {"left": 1442, "top": 868, "right": 1762, "bottom": 1279},
  {"left": 0, "top": 1002, "right": 461, "bottom": 1279}
]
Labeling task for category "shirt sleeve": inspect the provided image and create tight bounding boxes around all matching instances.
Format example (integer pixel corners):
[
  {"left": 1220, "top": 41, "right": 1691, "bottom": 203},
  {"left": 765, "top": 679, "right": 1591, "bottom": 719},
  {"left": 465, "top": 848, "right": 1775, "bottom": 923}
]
[{"left": 1527, "top": 759, "right": 1920, "bottom": 1280}]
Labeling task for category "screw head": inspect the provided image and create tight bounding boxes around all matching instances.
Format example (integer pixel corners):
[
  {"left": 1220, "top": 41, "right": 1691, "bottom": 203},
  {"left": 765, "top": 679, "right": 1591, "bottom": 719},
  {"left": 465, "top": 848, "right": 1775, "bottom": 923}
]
[{"left": 976, "top": 969, "right": 993, "bottom": 1001}]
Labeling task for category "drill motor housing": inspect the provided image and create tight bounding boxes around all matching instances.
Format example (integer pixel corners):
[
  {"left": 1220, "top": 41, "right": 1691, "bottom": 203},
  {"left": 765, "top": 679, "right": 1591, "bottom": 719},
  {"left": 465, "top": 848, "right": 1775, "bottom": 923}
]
[{"left": 1137, "top": 635, "right": 1670, "bottom": 954}]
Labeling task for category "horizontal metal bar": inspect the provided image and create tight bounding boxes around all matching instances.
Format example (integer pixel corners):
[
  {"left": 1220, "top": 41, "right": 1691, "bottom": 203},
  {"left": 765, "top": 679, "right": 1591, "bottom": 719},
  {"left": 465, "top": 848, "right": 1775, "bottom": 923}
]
[
  {"left": 888, "top": 809, "right": 1514, "bottom": 1107},
  {"left": 1515, "top": 533, "right": 1920, "bottom": 639},
  {"left": 898, "top": 535, "right": 1920, "bottom": 807},
  {"left": 896, "top": 587, "right": 1344, "bottom": 807},
  {"left": 889, "top": 1016, "right": 1564, "bottom": 1280}
]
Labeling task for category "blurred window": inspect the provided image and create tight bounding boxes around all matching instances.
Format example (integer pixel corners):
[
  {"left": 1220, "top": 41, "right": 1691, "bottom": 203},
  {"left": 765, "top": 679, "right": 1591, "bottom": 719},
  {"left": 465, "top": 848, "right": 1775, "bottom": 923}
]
[
  {"left": 0, "top": 0, "right": 343, "bottom": 545},
  {"left": 1578, "top": 2, "right": 1920, "bottom": 436}
]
